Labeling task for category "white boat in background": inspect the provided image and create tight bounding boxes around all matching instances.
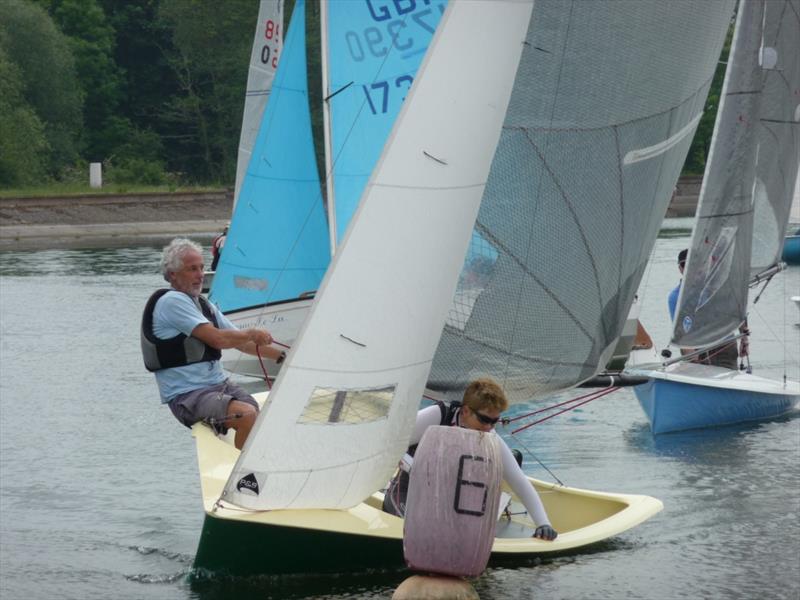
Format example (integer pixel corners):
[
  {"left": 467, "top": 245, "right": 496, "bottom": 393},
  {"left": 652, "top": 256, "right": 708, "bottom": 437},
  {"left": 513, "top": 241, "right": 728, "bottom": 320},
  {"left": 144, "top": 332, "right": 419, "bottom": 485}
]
[
  {"left": 188, "top": 0, "right": 739, "bottom": 576},
  {"left": 631, "top": 0, "right": 800, "bottom": 434}
]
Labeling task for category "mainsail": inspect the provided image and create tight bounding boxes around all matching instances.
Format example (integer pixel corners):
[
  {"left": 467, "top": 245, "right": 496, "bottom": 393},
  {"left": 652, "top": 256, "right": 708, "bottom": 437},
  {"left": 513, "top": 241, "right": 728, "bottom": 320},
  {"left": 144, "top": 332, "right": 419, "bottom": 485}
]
[
  {"left": 211, "top": 0, "right": 331, "bottom": 313},
  {"left": 232, "top": 0, "right": 284, "bottom": 210},
  {"left": 428, "top": 0, "right": 737, "bottom": 401},
  {"left": 749, "top": 0, "right": 800, "bottom": 275},
  {"left": 322, "top": 1, "right": 445, "bottom": 249},
  {"left": 673, "top": 0, "right": 800, "bottom": 350},
  {"left": 222, "top": 1, "right": 533, "bottom": 510}
]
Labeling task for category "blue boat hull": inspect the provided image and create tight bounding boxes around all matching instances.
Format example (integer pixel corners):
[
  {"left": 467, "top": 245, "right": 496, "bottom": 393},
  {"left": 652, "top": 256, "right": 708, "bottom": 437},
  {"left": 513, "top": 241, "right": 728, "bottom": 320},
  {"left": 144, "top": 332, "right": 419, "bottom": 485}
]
[{"left": 634, "top": 367, "right": 799, "bottom": 434}]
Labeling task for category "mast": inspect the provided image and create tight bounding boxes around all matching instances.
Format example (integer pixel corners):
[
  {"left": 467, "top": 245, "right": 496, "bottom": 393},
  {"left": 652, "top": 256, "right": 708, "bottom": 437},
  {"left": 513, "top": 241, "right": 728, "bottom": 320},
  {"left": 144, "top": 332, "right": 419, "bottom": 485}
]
[{"left": 319, "top": 0, "right": 337, "bottom": 257}]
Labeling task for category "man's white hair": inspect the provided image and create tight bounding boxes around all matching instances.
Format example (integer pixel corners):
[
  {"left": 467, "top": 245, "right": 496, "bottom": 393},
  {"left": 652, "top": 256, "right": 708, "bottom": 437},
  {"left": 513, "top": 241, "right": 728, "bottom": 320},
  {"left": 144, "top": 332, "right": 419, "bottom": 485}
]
[{"left": 160, "top": 238, "right": 203, "bottom": 282}]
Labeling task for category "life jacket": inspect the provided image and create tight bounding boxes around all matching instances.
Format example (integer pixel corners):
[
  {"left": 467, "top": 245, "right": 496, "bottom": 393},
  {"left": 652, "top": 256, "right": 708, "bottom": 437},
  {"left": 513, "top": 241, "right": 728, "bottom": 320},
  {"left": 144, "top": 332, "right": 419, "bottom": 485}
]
[
  {"left": 211, "top": 234, "right": 225, "bottom": 257},
  {"left": 140, "top": 289, "right": 222, "bottom": 372},
  {"left": 406, "top": 400, "right": 461, "bottom": 458}
]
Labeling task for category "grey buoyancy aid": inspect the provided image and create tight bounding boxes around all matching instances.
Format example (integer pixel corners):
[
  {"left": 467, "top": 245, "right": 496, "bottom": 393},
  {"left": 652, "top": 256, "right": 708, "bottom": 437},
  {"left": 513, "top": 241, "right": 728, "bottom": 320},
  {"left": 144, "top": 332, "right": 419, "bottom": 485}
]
[{"left": 140, "top": 289, "right": 222, "bottom": 372}]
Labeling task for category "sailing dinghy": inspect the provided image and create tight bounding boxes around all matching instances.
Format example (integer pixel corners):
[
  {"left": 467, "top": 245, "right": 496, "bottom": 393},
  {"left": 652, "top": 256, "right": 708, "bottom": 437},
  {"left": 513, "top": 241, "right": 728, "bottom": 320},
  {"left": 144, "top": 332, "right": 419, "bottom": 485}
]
[
  {"left": 192, "top": 396, "right": 662, "bottom": 575},
  {"left": 187, "top": 0, "right": 740, "bottom": 576},
  {"left": 630, "top": 0, "right": 800, "bottom": 434}
]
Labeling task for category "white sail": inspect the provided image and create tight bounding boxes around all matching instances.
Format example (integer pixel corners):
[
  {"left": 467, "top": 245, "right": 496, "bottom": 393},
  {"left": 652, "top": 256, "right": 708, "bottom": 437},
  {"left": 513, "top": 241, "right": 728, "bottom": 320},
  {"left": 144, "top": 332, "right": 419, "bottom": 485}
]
[
  {"left": 428, "top": 0, "right": 736, "bottom": 400},
  {"left": 233, "top": 0, "right": 283, "bottom": 209},
  {"left": 749, "top": 0, "right": 800, "bottom": 273},
  {"left": 221, "top": 1, "right": 534, "bottom": 510},
  {"left": 673, "top": 0, "right": 800, "bottom": 349}
]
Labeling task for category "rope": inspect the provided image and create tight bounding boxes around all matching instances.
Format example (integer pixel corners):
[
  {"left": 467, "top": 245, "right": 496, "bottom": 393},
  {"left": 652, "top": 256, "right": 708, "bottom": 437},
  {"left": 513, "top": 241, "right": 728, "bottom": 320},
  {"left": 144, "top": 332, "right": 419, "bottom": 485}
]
[
  {"left": 505, "top": 387, "right": 617, "bottom": 424},
  {"left": 255, "top": 345, "right": 273, "bottom": 390},
  {"left": 505, "top": 434, "right": 565, "bottom": 487},
  {"left": 509, "top": 387, "right": 620, "bottom": 435}
]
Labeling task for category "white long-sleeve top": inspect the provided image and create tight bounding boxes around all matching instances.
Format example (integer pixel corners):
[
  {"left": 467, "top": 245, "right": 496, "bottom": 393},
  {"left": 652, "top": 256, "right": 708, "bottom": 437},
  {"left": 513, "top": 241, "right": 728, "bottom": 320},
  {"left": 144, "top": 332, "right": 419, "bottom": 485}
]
[{"left": 410, "top": 404, "right": 551, "bottom": 527}]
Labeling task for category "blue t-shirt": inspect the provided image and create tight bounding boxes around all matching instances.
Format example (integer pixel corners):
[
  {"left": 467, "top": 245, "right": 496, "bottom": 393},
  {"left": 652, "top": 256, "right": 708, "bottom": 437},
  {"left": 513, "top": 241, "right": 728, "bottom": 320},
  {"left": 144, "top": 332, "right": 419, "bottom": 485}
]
[
  {"left": 668, "top": 282, "right": 681, "bottom": 322},
  {"left": 152, "top": 291, "right": 236, "bottom": 403}
]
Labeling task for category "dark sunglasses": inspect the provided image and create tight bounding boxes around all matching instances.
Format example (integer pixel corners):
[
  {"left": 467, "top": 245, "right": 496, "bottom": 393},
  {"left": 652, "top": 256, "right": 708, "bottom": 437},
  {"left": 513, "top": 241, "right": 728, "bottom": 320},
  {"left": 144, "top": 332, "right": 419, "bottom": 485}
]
[{"left": 471, "top": 409, "right": 500, "bottom": 426}]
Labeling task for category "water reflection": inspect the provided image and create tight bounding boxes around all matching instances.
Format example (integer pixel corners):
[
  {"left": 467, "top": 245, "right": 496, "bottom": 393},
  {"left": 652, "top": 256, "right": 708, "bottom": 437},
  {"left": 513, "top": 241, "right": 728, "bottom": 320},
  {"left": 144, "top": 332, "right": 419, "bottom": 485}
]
[
  {"left": 187, "top": 568, "right": 406, "bottom": 600},
  {"left": 624, "top": 415, "right": 798, "bottom": 463},
  {"left": 1, "top": 247, "right": 159, "bottom": 277},
  {"left": 0, "top": 245, "right": 217, "bottom": 278}
]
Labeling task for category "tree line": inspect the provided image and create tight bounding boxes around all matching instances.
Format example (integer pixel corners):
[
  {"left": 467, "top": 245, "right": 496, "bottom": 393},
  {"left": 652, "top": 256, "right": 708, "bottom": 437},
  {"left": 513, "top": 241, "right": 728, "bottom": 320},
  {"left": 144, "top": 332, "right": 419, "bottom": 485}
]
[{"left": 0, "top": 0, "right": 724, "bottom": 190}]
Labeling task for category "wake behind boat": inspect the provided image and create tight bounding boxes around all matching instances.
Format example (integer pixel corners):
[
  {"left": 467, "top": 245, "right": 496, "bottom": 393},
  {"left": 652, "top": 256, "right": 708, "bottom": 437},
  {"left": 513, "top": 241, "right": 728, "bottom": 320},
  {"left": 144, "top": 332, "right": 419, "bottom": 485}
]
[{"left": 190, "top": 392, "right": 663, "bottom": 576}]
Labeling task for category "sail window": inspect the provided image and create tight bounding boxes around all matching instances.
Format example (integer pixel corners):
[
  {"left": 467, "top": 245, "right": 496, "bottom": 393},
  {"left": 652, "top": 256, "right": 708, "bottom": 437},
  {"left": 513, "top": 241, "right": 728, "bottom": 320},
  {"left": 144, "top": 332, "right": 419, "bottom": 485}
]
[
  {"left": 697, "top": 226, "right": 736, "bottom": 310},
  {"left": 297, "top": 385, "right": 395, "bottom": 424}
]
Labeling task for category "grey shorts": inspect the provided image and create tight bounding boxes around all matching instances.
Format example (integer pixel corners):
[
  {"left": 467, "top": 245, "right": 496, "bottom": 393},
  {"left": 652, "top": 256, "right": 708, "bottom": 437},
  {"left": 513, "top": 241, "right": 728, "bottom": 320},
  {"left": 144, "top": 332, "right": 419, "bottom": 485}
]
[{"left": 168, "top": 380, "right": 258, "bottom": 434}]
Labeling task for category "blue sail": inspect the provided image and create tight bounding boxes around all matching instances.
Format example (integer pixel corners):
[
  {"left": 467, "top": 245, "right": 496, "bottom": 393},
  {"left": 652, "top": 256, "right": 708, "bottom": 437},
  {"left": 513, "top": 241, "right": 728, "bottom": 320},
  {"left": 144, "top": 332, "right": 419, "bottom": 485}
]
[
  {"left": 211, "top": 0, "right": 331, "bottom": 312},
  {"left": 326, "top": 0, "right": 446, "bottom": 244}
]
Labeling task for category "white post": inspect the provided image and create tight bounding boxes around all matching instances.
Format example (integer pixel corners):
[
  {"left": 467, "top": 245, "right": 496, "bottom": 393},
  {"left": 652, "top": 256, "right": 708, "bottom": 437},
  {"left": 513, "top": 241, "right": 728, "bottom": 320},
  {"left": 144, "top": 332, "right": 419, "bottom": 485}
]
[{"left": 89, "top": 162, "right": 102, "bottom": 188}]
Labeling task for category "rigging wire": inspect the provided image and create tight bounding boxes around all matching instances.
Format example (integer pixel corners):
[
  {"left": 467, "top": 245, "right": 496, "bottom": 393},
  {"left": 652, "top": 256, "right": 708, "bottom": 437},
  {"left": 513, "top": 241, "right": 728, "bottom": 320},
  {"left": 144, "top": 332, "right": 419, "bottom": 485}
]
[
  {"left": 509, "top": 387, "right": 620, "bottom": 435},
  {"left": 498, "top": 386, "right": 621, "bottom": 487}
]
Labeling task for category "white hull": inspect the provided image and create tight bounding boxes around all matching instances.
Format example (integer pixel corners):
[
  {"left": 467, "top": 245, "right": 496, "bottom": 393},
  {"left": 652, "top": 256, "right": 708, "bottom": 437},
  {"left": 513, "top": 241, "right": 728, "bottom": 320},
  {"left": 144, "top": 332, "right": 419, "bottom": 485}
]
[{"left": 222, "top": 297, "right": 313, "bottom": 378}]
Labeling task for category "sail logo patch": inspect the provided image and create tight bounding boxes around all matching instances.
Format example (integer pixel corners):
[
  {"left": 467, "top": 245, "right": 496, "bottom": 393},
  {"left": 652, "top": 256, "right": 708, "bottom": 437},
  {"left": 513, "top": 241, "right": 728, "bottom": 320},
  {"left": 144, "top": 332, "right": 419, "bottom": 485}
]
[
  {"left": 682, "top": 315, "right": 693, "bottom": 333},
  {"left": 233, "top": 276, "right": 268, "bottom": 291},
  {"left": 236, "top": 473, "right": 260, "bottom": 496}
]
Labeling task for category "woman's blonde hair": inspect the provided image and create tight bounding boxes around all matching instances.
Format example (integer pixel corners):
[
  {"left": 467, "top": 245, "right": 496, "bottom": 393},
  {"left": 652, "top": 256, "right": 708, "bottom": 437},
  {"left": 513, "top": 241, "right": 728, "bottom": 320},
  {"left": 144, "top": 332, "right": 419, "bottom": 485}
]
[{"left": 462, "top": 377, "right": 508, "bottom": 412}]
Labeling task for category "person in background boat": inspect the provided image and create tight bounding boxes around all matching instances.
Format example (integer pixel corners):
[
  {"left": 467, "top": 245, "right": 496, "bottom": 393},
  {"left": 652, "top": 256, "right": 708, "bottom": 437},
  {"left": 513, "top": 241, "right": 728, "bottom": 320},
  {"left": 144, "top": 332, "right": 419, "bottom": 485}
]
[
  {"left": 382, "top": 377, "right": 558, "bottom": 541},
  {"left": 668, "top": 248, "right": 748, "bottom": 369},
  {"left": 141, "top": 238, "right": 284, "bottom": 450},
  {"left": 210, "top": 224, "right": 228, "bottom": 271}
]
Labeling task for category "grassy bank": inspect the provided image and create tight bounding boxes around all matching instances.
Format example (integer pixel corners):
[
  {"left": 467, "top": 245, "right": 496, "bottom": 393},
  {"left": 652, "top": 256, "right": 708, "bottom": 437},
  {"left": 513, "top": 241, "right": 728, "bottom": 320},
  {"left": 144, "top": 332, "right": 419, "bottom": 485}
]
[{"left": 0, "top": 183, "right": 225, "bottom": 199}]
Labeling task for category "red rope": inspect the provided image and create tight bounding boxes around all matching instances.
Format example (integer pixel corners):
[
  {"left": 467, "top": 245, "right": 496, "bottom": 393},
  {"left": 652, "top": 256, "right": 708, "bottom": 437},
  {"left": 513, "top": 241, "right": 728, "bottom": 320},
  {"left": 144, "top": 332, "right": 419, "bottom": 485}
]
[
  {"left": 255, "top": 345, "right": 272, "bottom": 390},
  {"left": 253, "top": 339, "right": 291, "bottom": 390},
  {"left": 510, "top": 387, "right": 619, "bottom": 434},
  {"left": 505, "top": 387, "right": 617, "bottom": 423}
]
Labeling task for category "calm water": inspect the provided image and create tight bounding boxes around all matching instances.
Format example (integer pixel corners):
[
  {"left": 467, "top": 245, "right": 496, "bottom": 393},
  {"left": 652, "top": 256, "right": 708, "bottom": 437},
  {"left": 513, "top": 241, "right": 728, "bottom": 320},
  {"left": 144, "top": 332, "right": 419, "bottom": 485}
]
[{"left": 1, "top": 232, "right": 799, "bottom": 600}]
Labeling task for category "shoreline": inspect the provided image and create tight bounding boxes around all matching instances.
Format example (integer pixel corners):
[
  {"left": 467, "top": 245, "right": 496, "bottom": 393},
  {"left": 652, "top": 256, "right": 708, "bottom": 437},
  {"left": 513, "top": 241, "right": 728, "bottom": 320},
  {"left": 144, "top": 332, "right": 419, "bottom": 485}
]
[
  {"left": 0, "top": 178, "right": 701, "bottom": 252},
  {"left": 0, "top": 191, "right": 232, "bottom": 251},
  {"left": 0, "top": 220, "right": 228, "bottom": 251}
]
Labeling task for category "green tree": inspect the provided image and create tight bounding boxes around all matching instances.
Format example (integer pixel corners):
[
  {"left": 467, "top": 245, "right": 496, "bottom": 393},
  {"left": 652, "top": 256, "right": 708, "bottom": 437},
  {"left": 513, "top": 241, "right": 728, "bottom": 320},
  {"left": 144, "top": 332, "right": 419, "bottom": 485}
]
[
  {"left": 0, "top": 0, "right": 83, "bottom": 177},
  {"left": 682, "top": 19, "right": 733, "bottom": 175},
  {"left": 47, "top": 0, "right": 126, "bottom": 161},
  {"left": 156, "top": 0, "right": 259, "bottom": 183},
  {"left": 0, "top": 45, "right": 50, "bottom": 186},
  {"left": 100, "top": 0, "right": 176, "bottom": 155}
]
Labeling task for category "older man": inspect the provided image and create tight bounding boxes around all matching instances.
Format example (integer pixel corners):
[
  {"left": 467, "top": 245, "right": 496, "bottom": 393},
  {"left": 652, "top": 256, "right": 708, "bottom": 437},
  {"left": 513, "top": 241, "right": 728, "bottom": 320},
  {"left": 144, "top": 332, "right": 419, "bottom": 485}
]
[{"left": 141, "top": 238, "right": 282, "bottom": 449}]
